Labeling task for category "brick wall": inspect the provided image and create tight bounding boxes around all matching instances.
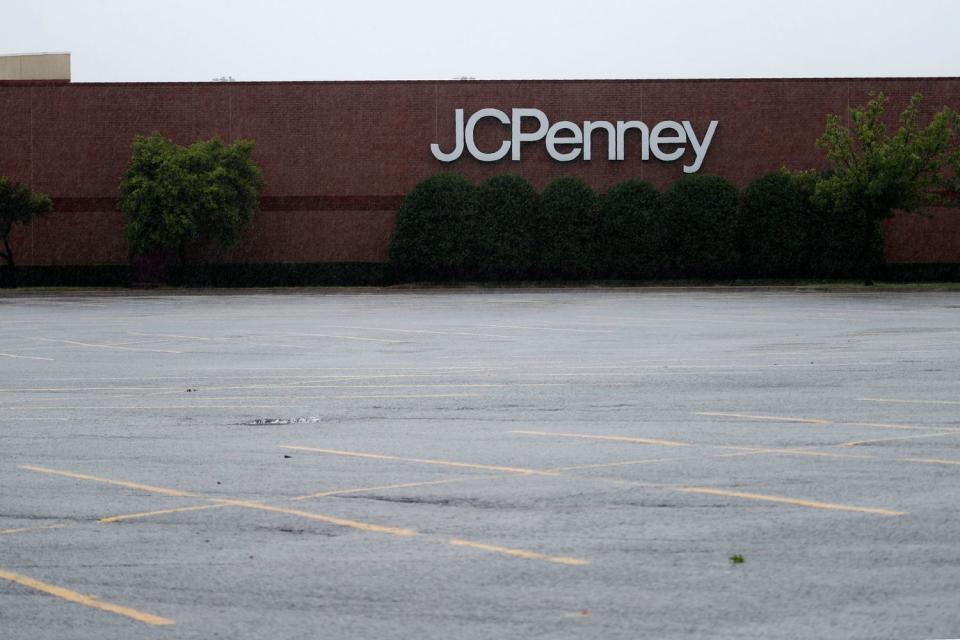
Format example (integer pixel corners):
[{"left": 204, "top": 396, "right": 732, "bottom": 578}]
[{"left": 1, "top": 78, "right": 958, "bottom": 266}]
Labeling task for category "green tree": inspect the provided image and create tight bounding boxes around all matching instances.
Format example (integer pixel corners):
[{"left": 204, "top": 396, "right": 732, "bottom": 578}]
[
  {"left": 0, "top": 177, "right": 53, "bottom": 288},
  {"left": 119, "top": 134, "right": 264, "bottom": 274},
  {"left": 815, "top": 92, "right": 960, "bottom": 284}
]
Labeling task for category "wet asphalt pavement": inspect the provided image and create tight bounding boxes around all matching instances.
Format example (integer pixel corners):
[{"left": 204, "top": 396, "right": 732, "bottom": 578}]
[{"left": 0, "top": 287, "right": 958, "bottom": 639}]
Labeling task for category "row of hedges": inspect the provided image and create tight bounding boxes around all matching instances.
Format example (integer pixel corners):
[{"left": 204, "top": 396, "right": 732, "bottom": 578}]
[{"left": 389, "top": 171, "right": 878, "bottom": 281}]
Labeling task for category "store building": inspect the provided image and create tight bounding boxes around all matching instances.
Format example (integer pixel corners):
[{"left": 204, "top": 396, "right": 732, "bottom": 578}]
[{"left": 1, "top": 53, "right": 958, "bottom": 280}]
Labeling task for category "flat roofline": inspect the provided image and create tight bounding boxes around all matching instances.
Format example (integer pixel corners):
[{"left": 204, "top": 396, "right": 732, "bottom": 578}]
[
  {"left": 0, "top": 52, "right": 71, "bottom": 57},
  {"left": 2, "top": 75, "right": 960, "bottom": 88}
]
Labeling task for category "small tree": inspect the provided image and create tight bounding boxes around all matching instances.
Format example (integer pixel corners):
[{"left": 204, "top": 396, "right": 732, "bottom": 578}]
[
  {"left": 0, "top": 177, "right": 53, "bottom": 288},
  {"left": 120, "top": 134, "right": 263, "bottom": 278},
  {"left": 816, "top": 92, "right": 960, "bottom": 284}
]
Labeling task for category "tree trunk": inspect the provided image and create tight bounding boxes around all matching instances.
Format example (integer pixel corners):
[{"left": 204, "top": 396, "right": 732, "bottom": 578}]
[
  {"left": 1, "top": 236, "right": 16, "bottom": 288},
  {"left": 175, "top": 240, "right": 188, "bottom": 286},
  {"left": 861, "top": 215, "right": 875, "bottom": 286}
]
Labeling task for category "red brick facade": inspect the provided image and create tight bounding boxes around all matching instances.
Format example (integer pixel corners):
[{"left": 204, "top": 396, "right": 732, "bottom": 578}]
[{"left": 1, "top": 78, "right": 958, "bottom": 267}]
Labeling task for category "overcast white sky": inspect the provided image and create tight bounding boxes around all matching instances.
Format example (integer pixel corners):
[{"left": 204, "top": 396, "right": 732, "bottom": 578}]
[{"left": 3, "top": 0, "right": 959, "bottom": 82}]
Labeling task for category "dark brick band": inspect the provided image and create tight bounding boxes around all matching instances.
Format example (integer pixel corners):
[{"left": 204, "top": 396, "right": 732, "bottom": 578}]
[{"left": 50, "top": 195, "right": 406, "bottom": 213}]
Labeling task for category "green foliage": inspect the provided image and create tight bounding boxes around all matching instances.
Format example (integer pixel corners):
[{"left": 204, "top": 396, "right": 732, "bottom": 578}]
[
  {"left": 538, "top": 177, "right": 599, "bottom": 278},
  {"left": 739, "top": 170, "right": 816, "bottom": 277},
  {"left": 657, "top": 174, "right": 741, "bottom": 278},
  {"left": 740, "top": 170, "right": 870, "bottom": 279},
  {"left": 119, "top": 134, "right": 263, "bottom": 263},
  {"left": 0, "top": 176, "right": 54, "bottom": 260},
  {"left": 791, "top": 170, "right": 869, "bottom": 278},
  {"left": 388, "top": 173, "right": 477, "bottom": 281},
  {"left": 474, "top": 175, "right": 540, "bottom": 280},
  {"left": 729, "top": 554, "right": 745, "bottom": 565},
  {"left": 598, "top": 180, "right": 660, "bottom": 279},
  {"left": 815, "top": 92, "right": 960, "bottom": 282},
  {"left": 0, "top": 176, "right": 53, "bottom": 285}
]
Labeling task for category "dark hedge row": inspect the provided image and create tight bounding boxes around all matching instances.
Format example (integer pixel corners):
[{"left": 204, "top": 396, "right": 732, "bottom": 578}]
[{"left": 389, "top": 171, "right": 873, "bottom": 281}]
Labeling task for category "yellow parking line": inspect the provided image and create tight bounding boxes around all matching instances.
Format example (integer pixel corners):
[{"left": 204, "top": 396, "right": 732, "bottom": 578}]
[
  {"left": 18, "top": 465, "right": 587, "bottom": 566},
  {"left": 695, "top": 411, "right": 831, "bottom": 424},
  {"left": 211, "top": 500, "right": 591, "bottom": 565},
  {"left": 837, "top": 432, "right": 960, "bottom": 448},
  {"left": 0, "top": 353, "right": 55, "bottom": 361},
  {"left": 510, "top": 430, "right": 689, "bottom": 447},
  {"left": 280, "top": 446, "right": 557, "bottom": 476},
  {"left": 526, "top": 422, "right": 960, "bottom": 466},
  {"left": 0, "top": 524, "right": 66, "bottom": 535},
  {"left": 843, "top": 421, "right": 957, "bottom": 432},
  {"left": 289, "top": 477, "right": 495, "bottom": 501},
  {"left": 33, "top": 337, "right": 182, "bottom": 355},
  {"left": 898, "top": 457, "right": 960, "bottom": 466},
  {"left": 546, "top": 436, "right": 960, "bottom": 470},
  {"left": 99, "top": 504, "right": 227, "bottom": 523},
  {"left": 446, "top": 539, "right": 589, "bottom": 566},
  {"left": 324, "top": 393, "right": 481, "bottom": 399},
  {"left": 284, "top": 332, "right": 404, "bottom": 344},
  {"left": 698, "top": 412, "right": 951, "bottom": 433},
  {"left": 210, "top": 499, "right": 419, "bottom": 536},
  {"left": 476, "top": 323, "right": 613, "bottom": 334},
  {"left": 20, "top": 465, "right": 197, "bottom": 497},
  {"left": 0, "top": 569, "right": 174, "bottom": 626},
  {"left": 861, "top": 397, "right": 960, "bottom": 406},
  {"left": 550, "top": 455, "right": 720, "bottom": 471},
  {"left": 320, "top": 325, "right": 514, "bottom": 339},
  {"left": 285, "top": 446, "right": 903, "bottom": 516},
  {"left": 672, "top": 487, "right": 904, "bottom": 516}
]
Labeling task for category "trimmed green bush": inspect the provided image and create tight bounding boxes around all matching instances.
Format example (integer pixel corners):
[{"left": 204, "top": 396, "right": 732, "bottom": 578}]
[
  {"left": 598, "top": 180, "right": 660, "bottom": 279},
  {"left": 474, "top": 175, "right": 540, "bottom": 280},
  {"left": 657, "top": 174, "right": 741, "bottom": 278},
  {"left": 740, "top": 170, "right": 812, "bottom": 277},
  {"left": 538, "top": 177, "right": 599, "bottom": 279},
  {"left": 388, "top": 169, "right": 872, "bottom": 284},
  {"left": 740, "top": 170, "right": 871, "bottom": 279},
  {"left": 388, "top": 173, "right": 477, "bottom": 281},
  {"left": 808, "top": 215, "right": 880, "bottom": 279}
]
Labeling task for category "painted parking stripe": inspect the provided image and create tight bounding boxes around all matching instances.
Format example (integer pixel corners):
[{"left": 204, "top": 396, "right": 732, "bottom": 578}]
[
  {"left": 672, "top": 487, "right": 904, "bottom": 516},
  {"left": 19, "top": 465, "right": 589, "bottom": 566},
  {"left": 284, "top": 445, "right": 904, "bottom": 516},
  {"left": 99, "top": 504, "right": 228, "bottom": 523},
  {"left": 695, "top": 411, "right": 831, "bottom": 424},
  {"left": 280, "top": 446, "right": 557, "bottom": 476},
  {"left": 446, "top": 539, "right": 588, "bottom": 566},
  {"left": 289, "top": 477, "right": 494, "bottom": 501},
  {"left": 21, "top": 465, "right": 197, "bottom": 497},
  {"left": 861, "top": 397, "right": 960, "bottom": 406},
  {"left": 0, "top": 570, "right": 174, "bottom": 626},
  {"left": 697, "top": 411, "right": 957, "bottom": 432},
  {"left": 510, "top": 430, "right": 689, "bottom": 447},
  {"left": 521, "top": 430, "right": 960, "bottom": 468},
  {"left": 0, "top": 524, "right": 66, "bottom": 535}
]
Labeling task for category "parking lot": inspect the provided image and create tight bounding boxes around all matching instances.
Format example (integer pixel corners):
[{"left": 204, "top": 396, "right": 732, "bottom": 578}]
[{"left": 1, "top": 288, "right": 959, "bottom": 639}]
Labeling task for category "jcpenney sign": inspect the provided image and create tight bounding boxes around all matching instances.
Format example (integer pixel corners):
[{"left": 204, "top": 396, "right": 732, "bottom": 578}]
[{"left": 431, "top": 108, "right": 719, "bottom": 173}]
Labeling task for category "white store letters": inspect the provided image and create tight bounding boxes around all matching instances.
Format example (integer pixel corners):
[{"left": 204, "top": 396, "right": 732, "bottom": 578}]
[{"left": 431, "top": 108, "right": 719, "bottom": 173}]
